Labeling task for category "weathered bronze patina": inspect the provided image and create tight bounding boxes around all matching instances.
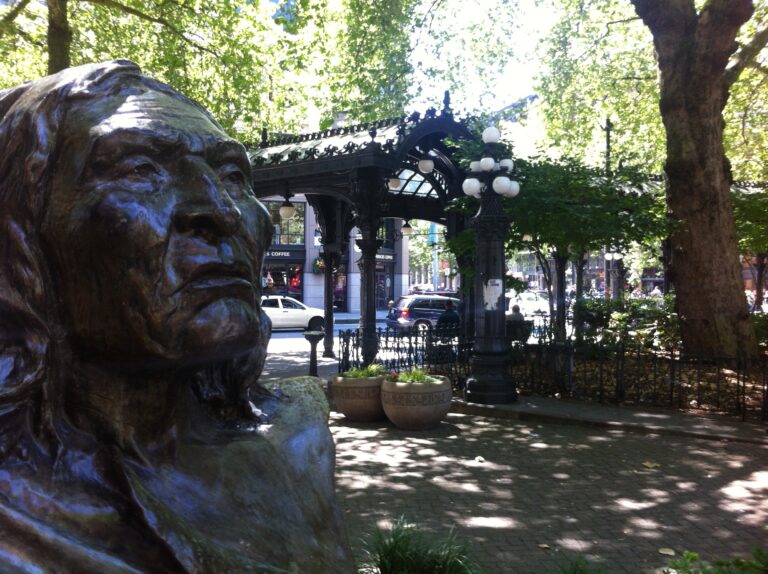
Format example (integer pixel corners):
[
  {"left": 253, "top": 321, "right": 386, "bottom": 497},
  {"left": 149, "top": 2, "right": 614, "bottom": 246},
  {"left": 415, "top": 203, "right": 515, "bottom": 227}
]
[{"left": 0, "top": 60, "right": 353, "bottom": 573}]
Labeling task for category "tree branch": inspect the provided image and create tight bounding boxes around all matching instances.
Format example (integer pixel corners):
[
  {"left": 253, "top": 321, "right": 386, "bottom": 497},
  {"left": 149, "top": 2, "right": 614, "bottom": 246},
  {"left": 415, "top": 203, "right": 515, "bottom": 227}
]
[
  {"left": 80, "top": 0, "right": 221, "bottom": 60},
  {"left": 0, "top": 0, "right": 31, "bottom": 39},
  {"left": 725, "top": 23, "right": 768, "bottom": 86},
  {"left": 695, "top": 0, "right": 754, "bottom": 88},
  {"left": 630, "top": 0, "right": 696, "bottom": 41},
  {"left": 747, "top": 59, "right": 768, "bottom": 76}
]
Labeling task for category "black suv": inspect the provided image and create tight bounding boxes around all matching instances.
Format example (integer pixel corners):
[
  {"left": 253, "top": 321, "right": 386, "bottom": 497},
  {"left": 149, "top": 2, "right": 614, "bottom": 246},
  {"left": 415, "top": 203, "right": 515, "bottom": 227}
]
[{"left": 385, "top": 294, "right": 461, "bottom": 332}]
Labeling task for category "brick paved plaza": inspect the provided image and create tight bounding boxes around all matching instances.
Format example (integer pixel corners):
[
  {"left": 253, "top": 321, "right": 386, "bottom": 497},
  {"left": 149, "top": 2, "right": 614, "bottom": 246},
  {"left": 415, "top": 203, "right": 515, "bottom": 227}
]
[{"left": 331, "top": 413, "right": 768, "bottom": 574}]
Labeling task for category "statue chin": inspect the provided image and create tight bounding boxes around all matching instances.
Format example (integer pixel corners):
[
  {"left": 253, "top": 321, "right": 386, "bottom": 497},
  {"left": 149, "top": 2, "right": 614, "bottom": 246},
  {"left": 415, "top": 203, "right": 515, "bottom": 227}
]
[{"left": 177, "top": 298, "right": 260, "bottom": 362}]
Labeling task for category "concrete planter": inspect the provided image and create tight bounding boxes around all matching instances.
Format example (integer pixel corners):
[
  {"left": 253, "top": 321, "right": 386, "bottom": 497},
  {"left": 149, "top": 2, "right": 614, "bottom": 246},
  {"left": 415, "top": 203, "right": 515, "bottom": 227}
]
[
  {"left": 381, "top": 375, "right": 452, "bottom": 430},
  {"left": 331, "top": 375, "right": 385, "bottom": 422}
]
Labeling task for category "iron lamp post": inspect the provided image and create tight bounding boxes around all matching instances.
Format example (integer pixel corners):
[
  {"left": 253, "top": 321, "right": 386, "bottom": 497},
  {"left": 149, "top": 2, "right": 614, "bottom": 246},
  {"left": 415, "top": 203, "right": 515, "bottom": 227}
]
[{"left": 462, "top": 125, "right": 520, "bottom": 404}]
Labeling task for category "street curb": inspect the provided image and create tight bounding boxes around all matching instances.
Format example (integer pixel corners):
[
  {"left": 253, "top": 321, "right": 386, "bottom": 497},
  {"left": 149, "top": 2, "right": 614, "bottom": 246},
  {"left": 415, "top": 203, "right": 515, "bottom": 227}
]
[{"left": 450, "top": 400, "right": 768, "bottom": 446}]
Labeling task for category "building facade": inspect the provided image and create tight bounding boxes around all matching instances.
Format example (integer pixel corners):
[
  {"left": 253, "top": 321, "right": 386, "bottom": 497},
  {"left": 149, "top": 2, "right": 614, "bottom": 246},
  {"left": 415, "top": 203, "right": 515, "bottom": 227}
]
[{"left": 260, "top": 195, "right": 409, "bottom": 312}]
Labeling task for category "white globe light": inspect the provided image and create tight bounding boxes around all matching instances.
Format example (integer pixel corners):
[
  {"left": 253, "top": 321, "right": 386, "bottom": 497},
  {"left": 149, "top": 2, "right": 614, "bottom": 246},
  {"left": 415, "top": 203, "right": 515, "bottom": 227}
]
[
  {"left": 506, "top": 180, "right": 520, "bottom": 197},
  {"left": 613, "top": 252, "right": 624, "bottom": 260},
  {"left": 500, "top": 158, "right": 514, "bottom": 171},
  {"left": 482, "top": 125, "right": 501, "bottom": 144},
  {"left": 480, "top": 157, "right": 495, "bottom": 171},
  {"left": 492, "top": 175, "right": 512, "bottom": 195},
  {"left": 418, "top": 159, "right": 434, "bottom": 174},
  {"left": 469, "top": 160, "right": 481, "bottom": 172},
  {"left": 388, "top": 177, "right": 401, "bottom": 190},
  {"left": 279, "top": 202, "right": 296, "bottom": 221},
  {"left": 605, "top": 252, "right": 614, "bottom": 261},
  {"left": 462, "top": 178, "right": 482, "bottom": 197}
]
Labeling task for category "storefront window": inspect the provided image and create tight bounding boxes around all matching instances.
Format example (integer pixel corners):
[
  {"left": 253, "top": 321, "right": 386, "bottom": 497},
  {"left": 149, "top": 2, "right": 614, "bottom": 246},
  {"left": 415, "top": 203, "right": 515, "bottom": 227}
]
[
  {"left": 264, "top": 201, "right": 305, "bottom": 245},
  {"left": 263, "top": 264, "right": 303, "bottom": 300},
  {"left": 377, "top": 219, "right": 395, "bottom": 250}
]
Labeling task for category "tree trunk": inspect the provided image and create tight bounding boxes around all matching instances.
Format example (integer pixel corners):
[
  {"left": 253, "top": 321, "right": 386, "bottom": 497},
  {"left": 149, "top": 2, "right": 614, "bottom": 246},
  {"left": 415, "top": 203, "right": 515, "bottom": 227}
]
[
  {"left": 755, "top": 254, "right": 766, "bottom": 311},
  {"left": 47, "top": 0, "right": 71, "bottom": 74},
  {"left": 574, "top": 253, "right": 587, "bottom": 344},
  {"left": 632, "top": 0, "right": 757, "bottom": 358},
  {"left": 553, "top": 253, "right": 568, "bottom": 342}
]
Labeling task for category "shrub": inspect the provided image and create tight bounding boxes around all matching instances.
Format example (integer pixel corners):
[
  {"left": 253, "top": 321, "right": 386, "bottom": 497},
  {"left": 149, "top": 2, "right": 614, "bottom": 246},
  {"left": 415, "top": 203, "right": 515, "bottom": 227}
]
[
  {"left": 663, "top": 549, "right": 768, "bottom": 574},
  {"left": 750, "top": 313, "right": 768, "bottom": 347},
  {"left": 577, "top": 294, "right": 679, "bottom": 349},
  {"left": 357, "top": 516, "right": 482, "bottom": 574}
]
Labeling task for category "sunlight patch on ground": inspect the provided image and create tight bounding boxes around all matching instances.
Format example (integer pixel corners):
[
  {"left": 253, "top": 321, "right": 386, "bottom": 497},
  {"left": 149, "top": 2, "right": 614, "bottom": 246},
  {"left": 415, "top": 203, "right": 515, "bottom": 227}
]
[
  {"left": 719, "top": 471, "right": 768, "bottom": 526},
  {"left": 556, "top": 537, "right": 594, "bottom": 551},
  {"left": 628, "top": 517, "right": 661, "bottom": 530},
  {"left": 614, "top": 498, "right": 659, "bottom": 511},
  {"left": 460, "top": 516, "right": 520, "bottom": 529},
  {"left": 337, "top": 473, "right": 411, "bottom": 491},
  {"left": 431, "top": 476, "right": 482, "bottom": 493}
]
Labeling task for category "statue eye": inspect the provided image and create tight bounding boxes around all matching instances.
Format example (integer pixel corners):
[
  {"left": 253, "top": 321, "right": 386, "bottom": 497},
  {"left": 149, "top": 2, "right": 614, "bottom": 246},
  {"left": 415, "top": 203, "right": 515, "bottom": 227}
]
[
  {"left": 220, "top": 168, "right": 245, "bottom": 185},
  {"left": 114, "top": 157, "right": 160, "bottom": 182},
  {"left": 218, "top": 165, "right": 252, "bottom": 199},
  {"left": 130, "top": 162, "right": 159, "bottom": 177}
]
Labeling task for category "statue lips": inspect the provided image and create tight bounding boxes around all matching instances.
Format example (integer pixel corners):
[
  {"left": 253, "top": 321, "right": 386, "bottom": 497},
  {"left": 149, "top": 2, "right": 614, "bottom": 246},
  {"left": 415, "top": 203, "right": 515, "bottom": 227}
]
[{"left": 178, "top": 261, "right": 255, "bottom": 300}]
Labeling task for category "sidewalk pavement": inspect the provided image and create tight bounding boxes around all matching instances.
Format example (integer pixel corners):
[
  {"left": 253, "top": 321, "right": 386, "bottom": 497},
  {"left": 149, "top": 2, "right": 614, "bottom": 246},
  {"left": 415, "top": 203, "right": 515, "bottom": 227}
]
[{"left": 262, "top": 336, "right": 767, "bottom": 572}]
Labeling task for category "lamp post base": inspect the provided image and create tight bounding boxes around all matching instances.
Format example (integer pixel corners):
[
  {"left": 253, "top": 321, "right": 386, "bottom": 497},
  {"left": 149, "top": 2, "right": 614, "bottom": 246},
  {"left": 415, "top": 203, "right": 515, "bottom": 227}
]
[{"left": 463, "top": 351, "right": 516, "bottom": 404}]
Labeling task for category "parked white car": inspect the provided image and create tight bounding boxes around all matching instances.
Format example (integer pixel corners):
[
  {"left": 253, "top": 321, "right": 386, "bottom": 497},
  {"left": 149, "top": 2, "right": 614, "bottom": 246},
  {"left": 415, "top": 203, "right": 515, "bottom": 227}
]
[
  {"left": 261, "top": 295, "right": 326, "bottom": 330},
  {"left": 505, "top": 290, "right": 550, "bottom": 319}
]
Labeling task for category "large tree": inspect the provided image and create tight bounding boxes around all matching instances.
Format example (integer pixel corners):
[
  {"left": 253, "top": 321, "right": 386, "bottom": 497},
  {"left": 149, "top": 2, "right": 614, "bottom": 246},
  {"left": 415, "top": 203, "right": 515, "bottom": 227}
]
[{"left": 630, "top": 0, "right": 768, "bottom": 357}]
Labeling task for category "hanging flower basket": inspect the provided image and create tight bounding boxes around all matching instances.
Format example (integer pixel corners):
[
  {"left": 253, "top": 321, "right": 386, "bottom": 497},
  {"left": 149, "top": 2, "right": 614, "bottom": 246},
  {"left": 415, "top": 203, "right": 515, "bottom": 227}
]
[{"left": 312, "top": 256, "right": 326, "bottom": 274}]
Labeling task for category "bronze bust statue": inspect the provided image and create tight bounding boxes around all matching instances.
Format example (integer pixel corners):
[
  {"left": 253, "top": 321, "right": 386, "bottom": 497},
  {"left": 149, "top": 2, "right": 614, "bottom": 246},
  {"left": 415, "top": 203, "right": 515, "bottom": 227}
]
[{"left": 0, "top": 61, "right": 352, "bottom": 573}]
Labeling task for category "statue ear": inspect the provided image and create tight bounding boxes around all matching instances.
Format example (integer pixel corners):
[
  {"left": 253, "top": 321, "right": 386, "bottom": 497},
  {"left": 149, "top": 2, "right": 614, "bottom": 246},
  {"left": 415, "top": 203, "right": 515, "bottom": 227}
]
[{"left": 0, "top": 83, "right": 31, "bottom": 121}]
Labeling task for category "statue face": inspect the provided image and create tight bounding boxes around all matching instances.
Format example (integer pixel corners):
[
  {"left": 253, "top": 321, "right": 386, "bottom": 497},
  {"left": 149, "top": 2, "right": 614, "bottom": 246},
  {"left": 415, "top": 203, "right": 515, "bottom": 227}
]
[{"left": 43, "top": 89, "right": 271, "bottom": 367}]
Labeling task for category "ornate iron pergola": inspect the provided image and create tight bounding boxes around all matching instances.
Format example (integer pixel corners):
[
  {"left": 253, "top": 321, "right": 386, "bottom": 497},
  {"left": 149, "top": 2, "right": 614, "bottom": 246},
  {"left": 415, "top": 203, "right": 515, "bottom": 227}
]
[{"left": 248, "top": 96, "right": 474, "bottom": 363}]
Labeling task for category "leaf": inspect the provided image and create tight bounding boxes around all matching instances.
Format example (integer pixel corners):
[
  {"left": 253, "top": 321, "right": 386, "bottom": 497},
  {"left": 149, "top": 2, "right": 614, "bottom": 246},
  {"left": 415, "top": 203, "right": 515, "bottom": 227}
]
[
  {"left": 658, "top": 547, "right": 676, "bottom": 556},
  {"left": 538, "top": 544, "right": 551, "bottom": 550},
  {"left": 642, "top": 461, "right": 661, "bottom": 469}
]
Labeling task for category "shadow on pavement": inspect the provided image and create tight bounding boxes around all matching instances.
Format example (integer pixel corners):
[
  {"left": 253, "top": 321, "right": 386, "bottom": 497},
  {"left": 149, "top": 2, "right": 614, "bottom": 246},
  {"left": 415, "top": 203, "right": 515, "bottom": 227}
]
[{"left": 331, "top": 412, "right": 768, "bottom": 574}]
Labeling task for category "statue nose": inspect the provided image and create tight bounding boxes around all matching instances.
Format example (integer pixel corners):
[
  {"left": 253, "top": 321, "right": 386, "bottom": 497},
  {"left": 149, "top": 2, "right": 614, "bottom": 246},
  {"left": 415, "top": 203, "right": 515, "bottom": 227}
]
[{"left": 173, "top": 163, "right": 241, "bottom": 238}]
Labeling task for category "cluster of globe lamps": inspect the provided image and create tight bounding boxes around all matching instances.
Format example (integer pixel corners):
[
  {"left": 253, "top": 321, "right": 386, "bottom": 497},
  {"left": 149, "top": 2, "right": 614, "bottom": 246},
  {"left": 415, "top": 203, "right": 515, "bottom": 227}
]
[{"left": 461, "top": 125, "right": 520, "bottom": 199}]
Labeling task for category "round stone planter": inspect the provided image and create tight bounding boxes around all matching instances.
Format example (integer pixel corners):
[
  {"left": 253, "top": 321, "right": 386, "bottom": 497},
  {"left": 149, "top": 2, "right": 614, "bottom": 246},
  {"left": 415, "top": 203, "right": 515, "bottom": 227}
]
[
  {"left": 381, "top": 375, "right": 452, "bottom": 430},
  {"left": 331, "top": 376, "right": 385, "bottom": 422}
]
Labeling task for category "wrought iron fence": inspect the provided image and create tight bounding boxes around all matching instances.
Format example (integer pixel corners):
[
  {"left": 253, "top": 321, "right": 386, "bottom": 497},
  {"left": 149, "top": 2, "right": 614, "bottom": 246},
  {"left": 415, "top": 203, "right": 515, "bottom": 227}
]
[
  {"left": 338, "top": 327, "right": 473, "bottom": 382},
  {"left": 338, "top": 328, "right": 768, "bottom": 421}
]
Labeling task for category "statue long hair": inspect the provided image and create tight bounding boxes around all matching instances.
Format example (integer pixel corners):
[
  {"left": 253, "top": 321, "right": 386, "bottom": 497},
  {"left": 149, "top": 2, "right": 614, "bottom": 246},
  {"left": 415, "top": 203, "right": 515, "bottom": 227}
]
[{"left": 0, "top": 61, "right": 272, "bottom": 467}]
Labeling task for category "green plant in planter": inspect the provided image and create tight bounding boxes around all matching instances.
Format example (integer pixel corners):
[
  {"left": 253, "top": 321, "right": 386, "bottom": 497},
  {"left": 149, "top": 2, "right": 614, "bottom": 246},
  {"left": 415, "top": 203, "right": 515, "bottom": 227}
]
[
  {"left": 357, "top": 516, "right": 482, "bottom": 574},
  {"left": 392, "top": 368, "right": 432, "bottom": 383},
  {"left": 343, "top": 363, "right": 386, "bottom": 378}
]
